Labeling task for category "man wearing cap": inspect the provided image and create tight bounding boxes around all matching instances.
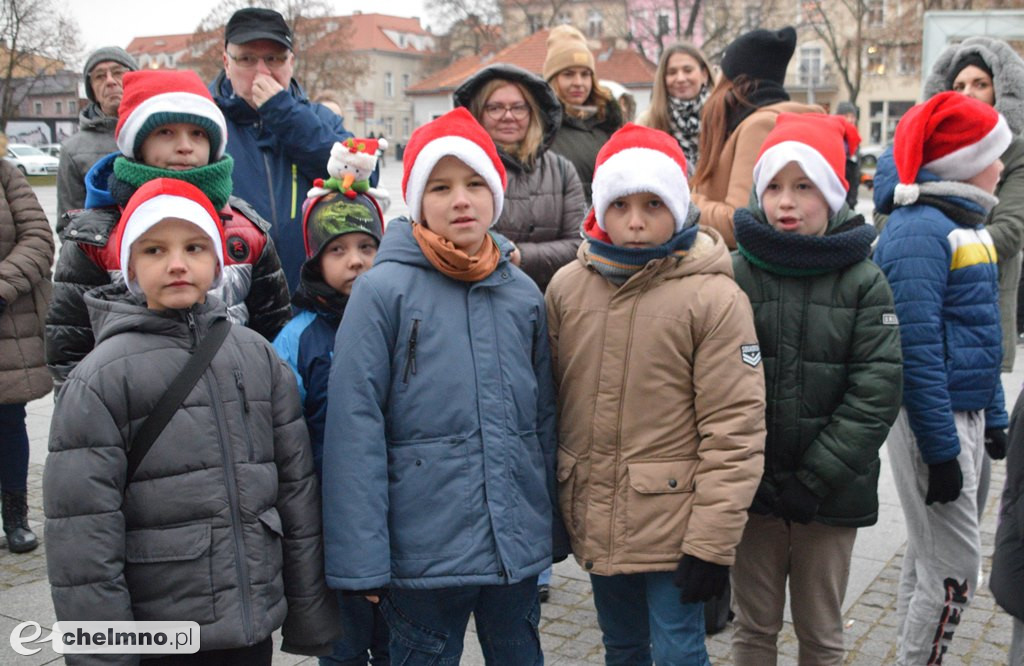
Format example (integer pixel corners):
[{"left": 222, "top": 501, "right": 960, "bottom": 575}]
[
  {"left": 57, "top": 47, "right": 138, "bottom": 223},
  {"left": 210, "top": 7, "right": 355, "bottom": 292}
]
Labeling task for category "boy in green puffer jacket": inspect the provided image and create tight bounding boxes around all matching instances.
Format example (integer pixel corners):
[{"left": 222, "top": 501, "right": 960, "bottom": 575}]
[{"left": 729, "top": 113, "right": 903, "bottom": 665}]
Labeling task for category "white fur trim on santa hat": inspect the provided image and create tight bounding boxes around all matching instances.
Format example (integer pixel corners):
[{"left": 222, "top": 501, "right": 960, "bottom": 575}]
[
  {"left": 404, "top": 135, "right": 505, "bottom": 226},
  {"left": 116, "top": 91, "right": 228, "bottom": 160},
  {"left": 924, "top": 114, "right": 1012, "bottom": 181},
  {"left": 119, "top": 194, "right": 225, "bottom": 295},
  {"left": 593, "top": 147, "right": 690, "bottom": 232},
  {"left": 754, "top": 141, "right": 847, "bottom": 215}
]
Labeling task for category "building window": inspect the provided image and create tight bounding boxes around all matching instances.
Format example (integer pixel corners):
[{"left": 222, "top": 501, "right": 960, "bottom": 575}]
[
  {"left": 402, "top": 73, "right": 410, "bottom": 93},
  {"left": 403, "top": 116, "right": 410, "bottom": 138},
  {"left": 867, "top": 0, "right": 884, "bottom": 26},
  {"left": 897, "top": 46, "right": 918, "bottom": 75},
  {"left": 799, "top": 46, "right": 823, "bottom": 86},
  {"left": 869, "top": 100, "right": 912, "bottom": 144},
  {"left": 55, "top": 101, "right": 62, "bottom": 114},
  {"left": 385, "top": 117, "right": 394, "bottom": 137},
  {"left": 69, "top": 100, "right": 77, "bottom": 113},
  {"left": 34, "top": 101, "right": 42, "bottom": 115},
  {"left": 866, "top": 45, "right": 885, "bottom": 76},
  {"left": 385, "top": 72, "right": 393, "bottom": 97},
  {"left": 587, "top": 10, "right": 603, "bottom": 38},
  {"left": 657, "top": 12, "right": 671, "bottom": 37}
]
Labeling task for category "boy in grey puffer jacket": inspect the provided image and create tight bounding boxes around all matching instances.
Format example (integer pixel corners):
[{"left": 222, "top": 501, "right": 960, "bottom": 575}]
[{"left": 44, "top": 178, "right": 341, "bottom": 665}]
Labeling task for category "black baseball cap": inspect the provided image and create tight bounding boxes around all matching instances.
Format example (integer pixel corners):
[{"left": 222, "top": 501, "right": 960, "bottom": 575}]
[{"left": 225, "top": 8, "right": 293, "bottom": 50}]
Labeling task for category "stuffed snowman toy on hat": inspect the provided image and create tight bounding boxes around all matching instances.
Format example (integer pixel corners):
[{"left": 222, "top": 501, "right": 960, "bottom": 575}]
[{"left": 308, "top": 137, "right": 390, "bottom": 211}]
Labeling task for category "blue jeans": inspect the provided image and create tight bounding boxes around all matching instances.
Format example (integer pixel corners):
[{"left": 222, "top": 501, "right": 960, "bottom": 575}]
[
  {"left": 379, "top": 576, "right": 542, "bottom": 665},
  {"left": 320, "top": 593, "right": 389, "bottom": 665},
  {"left": 590, "top": 571, "right": 710, "bottom": 666},
  {"left": 0, "top": 403, "right": 29, "bottom": 492}
]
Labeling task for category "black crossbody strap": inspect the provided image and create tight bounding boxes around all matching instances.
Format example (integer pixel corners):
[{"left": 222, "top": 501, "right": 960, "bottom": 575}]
[{"left": 125, "top": 318, "right": 231, "bottom": 483}]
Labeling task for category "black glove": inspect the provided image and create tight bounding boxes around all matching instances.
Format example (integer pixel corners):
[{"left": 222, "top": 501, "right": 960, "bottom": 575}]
[
  {"left": 673, "top": 554, "right": 730, "bottom": 604},
  {"left": 925, "top": 459, "right": 963, "bottom": 505},
  {"left": 984, "top": 428, "right": 1008, "bottom": 460},
  {"left": 776, "top": 478, "right": 819, "bottom": 524}
]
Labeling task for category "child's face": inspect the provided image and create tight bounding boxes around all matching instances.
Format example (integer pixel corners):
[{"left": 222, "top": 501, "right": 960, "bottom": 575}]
[
  {"left": 603, "top": 192, "right": 676, "bottom": 248},
  {"left": 421, "top": 155, "right": 494, "bottom": 256},
  {"left": 128, "top": 218, "right": 219, "bottom": 311},
  {"left": 319, "top": 232, "right": 378, "bottom": 295},
  {"left": 761, "top": 162, "right": 830, "bottom": 237},
  {"left": 967, "top": 158, "right": 1004, "bottom": 195},
  {"left": 140, "top": 123, "right": 211, "bottom": 171}
]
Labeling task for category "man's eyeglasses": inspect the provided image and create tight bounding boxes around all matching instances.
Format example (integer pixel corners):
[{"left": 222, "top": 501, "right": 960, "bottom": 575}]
[
  {"left": 483, "top": 103, "right": 530, "bottom": 120},
  {"left": 89, "top": 67, "right": 127, "bottom": 85},
  {"left": 226, "top": 51, "right": 290, "bottom": 69}
]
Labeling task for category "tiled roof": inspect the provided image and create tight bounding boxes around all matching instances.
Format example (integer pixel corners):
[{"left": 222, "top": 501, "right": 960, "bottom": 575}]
[
  {"left": 307, "top": 13, "right": 434, "bottom": 55},
  {"left": 407, "top": 29, "right": 654, "bottom": 95},
  {"left": 126, "top": 34, "right": 193, "bottom": 56}
]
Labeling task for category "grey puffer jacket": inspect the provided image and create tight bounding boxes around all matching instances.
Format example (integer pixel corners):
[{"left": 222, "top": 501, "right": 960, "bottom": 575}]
[
  {"left": 454, "top": 64, "right": 587, "bottom": 291},
  {"left": 0, "top": 161, "right": 53, "bottom": 404},
  {"left": 44, "top": 285, "right": 340, "bottom": 663},
  {"left": 57, "top": 104, "right": 118, "bottom": 224},
  {"left": 925, "top": 37, "right": 1024, "bottom": 371}
]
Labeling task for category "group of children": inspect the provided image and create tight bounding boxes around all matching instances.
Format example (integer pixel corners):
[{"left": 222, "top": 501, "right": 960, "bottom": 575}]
[{"left": 41, "top": 63, "right": 1009, "bottom": 666}]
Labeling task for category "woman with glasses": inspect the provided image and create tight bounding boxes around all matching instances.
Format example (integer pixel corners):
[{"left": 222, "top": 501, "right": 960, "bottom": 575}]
[
  {"left": 454, "top": 63, "right": 587, "bottom": 292},
  {"left": 542, "top": 25, "right": 623, "bottom": 205}
]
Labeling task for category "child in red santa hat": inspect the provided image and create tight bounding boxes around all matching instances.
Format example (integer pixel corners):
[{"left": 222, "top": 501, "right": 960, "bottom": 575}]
[
  {"left": 321, "top": 107, "right": 559, "bottom": 664},
  {"left": 874, "top": 90, "right": 1011, "bottom": 664},
  {"left": 545, "top": 122, "right": 766, "bottom": 664},
  {"left": 729, "top": 112, "right": 903, "bottom": 665}
]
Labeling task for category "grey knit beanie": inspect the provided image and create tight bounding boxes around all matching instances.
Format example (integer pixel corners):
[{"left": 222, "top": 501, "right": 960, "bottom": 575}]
[{"left": 83, "top": 47, "right": 139, "bottom": 103}]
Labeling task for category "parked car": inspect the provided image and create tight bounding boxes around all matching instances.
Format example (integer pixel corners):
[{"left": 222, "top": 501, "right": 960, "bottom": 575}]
[
  {"left": 859, "top": 144, "right": 886, "bottom": 189},
  {"left": 3, "top": 143, "right": 59, "bottom": 176},
  {"left": 40, "top": 143, "right": 62, "bottom": 158}
]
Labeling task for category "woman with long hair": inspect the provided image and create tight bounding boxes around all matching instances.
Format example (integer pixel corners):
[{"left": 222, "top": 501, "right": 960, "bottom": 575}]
[
  {"left": 689, "top": 26, "right": 821, "bottom": 248},
  {"left": 454, "top": 63, "right": 587, "bottom": 292},
  {"left": 637, "top": 42, "right": 712, "bottom": 176},
  {"left": 543, "top": 25, "right": 623, "bottom": 205}
]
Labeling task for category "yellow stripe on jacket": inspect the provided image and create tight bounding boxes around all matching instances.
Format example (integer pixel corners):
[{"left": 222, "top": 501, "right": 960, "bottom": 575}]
[{"left": 948, "top": 226, "right": 997, "bottom": 271}]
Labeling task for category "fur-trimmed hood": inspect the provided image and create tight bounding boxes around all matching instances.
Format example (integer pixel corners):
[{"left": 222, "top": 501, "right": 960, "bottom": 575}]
[{"left": 924, "top": 36, "right": 1024, "bottom": 135}]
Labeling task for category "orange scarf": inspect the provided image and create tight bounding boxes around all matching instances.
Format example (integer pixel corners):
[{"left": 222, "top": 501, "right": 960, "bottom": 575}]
[{"left": 412, "top": 222, "right": 501, "bottom": 282}]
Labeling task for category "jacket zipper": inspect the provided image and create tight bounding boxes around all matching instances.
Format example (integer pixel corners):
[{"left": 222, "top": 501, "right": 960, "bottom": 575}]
[
  {"left": 234, "top": 370, "right": 256, "bottom": 461},
  {"left": 185, "top": 309, "right": 199, "bottom": 350},
  {"left": 206, "top": 371, "right": 255, "bottom": 644},
  {"left": 291, "top": 164, "right": 298, "bottom": 220},
  {"left": 262, "top": 149, "right": 278, "bottom": 227},
  {"left": 402, "top": 319, "right": 420, "bottom": 383}
]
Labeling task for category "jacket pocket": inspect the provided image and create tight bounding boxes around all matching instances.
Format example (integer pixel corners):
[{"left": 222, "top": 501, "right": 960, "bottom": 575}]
[
  {"left": 396, "top": 313, "right": 423, "bottom": 392},
  {"left": 624, "top": 460, "right": 698, "bottom": 556},
  {"left": 234, "top": 369, "right": 256, "bottom": 461},
  {"left": 557, "top": 448, "right": 588, "bottom": 538},
  {"left": 254, "top": 507, "right": 285, "bottom": 595},
  {"left": 388, "top": 435, "right": 472, "bottom": 559},
  {"left": 511, "top": 430, "right": 550, "bottom": 539},
  {"left": 124, "top": 523, "right": 216, "bottom": 623}
]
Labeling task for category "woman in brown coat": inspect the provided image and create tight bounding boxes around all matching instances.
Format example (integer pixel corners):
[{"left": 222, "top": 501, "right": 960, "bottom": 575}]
[{"left": 0, "top": 133, "right": 54, "bottom": 553}]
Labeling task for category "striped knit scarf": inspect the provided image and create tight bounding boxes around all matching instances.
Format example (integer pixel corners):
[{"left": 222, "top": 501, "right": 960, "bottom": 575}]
[{"left": 582, "top": 206, "right": 700, "bottom": 285}]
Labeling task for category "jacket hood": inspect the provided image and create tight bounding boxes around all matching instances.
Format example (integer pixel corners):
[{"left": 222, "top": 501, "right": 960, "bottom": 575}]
[
  {"left": 85, "top": 282, "right": 228, "bottom": 347},
  {"left": 78, "top": 103, "right": 118, "bottom": 133},
  {"left": 872, "top": 146, "right": 995, "bottom": 219},
  {"left": 210, "top": 70, "right": 311, "bottom": 123},
  {"left": 83, "top": 152, "right": 118, "bottom": 208},
  {"left": 577, "top": 224, "right": 734, "bottom": 283},
  {"left": 375, "top": 217, "right": 515, "bottom": 273},
  {"left": 561, "top": 96, "right": 624, "bottom": 133},
  {"left": 452, "top": 63, "right": 563, "bottom": 169},
  {"left": 924, "top": 36, "right": 1024, "bottom": 135}
]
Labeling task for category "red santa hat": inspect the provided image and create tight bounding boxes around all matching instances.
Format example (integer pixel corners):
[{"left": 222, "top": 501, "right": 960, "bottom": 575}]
[
  {"left": 401, "top": 107, "right": 506, "bottom": 226},
  {"left": 893, "top": 90, "right": 1011, "bottom": 205},
  {"left": 116, "top": 70, "right": 228, "bottom": 162},
  {"left": 753, "top": 113, "right": 860, "bottom": 215},
  {"left": 116, "top": 178, "right": 226, "bottom": 295},
  {"left": 591, "top": 123, "right": 690, "bottom": 232}
]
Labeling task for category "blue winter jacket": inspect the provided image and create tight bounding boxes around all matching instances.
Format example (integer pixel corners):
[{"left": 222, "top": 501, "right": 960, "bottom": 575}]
[
  {"left": 322, "top": 219, "right": 558, "bottom": 591},
  {"left": 874, "top": 148, "right": 1007, "bottom": 464},
  {"left": 210, "top": 72, "right": 353, "bottom": 293}
]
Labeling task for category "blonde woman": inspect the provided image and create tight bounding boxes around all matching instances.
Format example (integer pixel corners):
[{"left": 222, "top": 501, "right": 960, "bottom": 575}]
[
  {"left": 638, "top": 42, "right": 712, "bottom": 176},
  {"left": 455, "top": 63, "right": 587, "bottom": 292}
]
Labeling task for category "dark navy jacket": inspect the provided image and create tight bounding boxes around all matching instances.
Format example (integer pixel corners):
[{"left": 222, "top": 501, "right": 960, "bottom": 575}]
[
  {"left": 210, "top": 72, "right": 353, "bottom": 292},
  {"left": 873, "top": 148, "right": 1007, "bottom": 464}
]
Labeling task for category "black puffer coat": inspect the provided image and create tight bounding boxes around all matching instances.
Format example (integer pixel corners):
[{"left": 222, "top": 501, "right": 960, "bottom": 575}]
[
  {"left": 454, "top": 64, "right": 587, "bottom": 291},
  {"left": 992, "top": 388, "right": 1024, "bottom": 620},
  {"left": 44, "top": 285, "right": 340, "bottom": 662}
]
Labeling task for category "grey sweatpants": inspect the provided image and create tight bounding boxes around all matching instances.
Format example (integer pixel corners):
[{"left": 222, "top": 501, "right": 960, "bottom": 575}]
[{"left": 888, "top": 407, "right": 985, "bottom": 666}]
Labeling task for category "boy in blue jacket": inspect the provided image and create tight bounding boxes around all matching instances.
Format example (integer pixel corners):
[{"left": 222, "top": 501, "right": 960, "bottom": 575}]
[
  {"left": 321, "top": 108, "right": 558, "bottom": 665},
  {"left": 874, "top": 91, "right": 1011, "bottom": 665},
  {"left": 273, "top": 189, "right": 387, "bottom": 665}
]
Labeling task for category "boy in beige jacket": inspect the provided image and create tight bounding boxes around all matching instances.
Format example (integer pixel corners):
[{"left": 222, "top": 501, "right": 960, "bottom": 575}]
[{"left": 545, "top": 123, "right": 766, "bottom": 664}]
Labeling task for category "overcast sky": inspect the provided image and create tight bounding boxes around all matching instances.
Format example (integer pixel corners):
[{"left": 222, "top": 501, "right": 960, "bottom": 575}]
[{"left": 63, "top": 0, "right": 432, "bottom": 62}]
